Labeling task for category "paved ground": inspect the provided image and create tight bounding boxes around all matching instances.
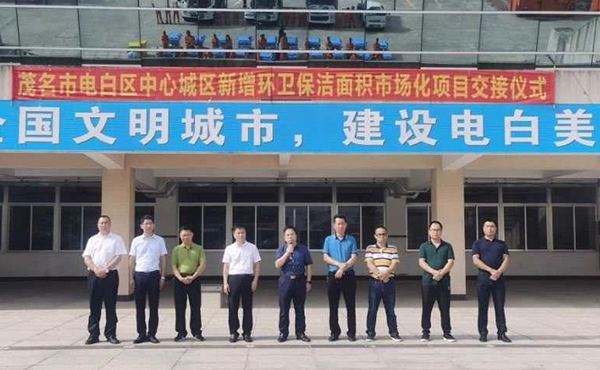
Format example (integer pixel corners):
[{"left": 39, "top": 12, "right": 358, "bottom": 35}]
[{"left": 2, "top": 278, "right": 600, "bottom": 369}]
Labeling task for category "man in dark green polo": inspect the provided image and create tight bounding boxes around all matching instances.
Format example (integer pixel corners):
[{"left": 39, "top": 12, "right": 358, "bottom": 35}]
[
  {"left": 172, "top": 226, "right": 206, "bottom": 342},
  {"left": 418, "top": 220, "right": 456, "bottom": 342}
]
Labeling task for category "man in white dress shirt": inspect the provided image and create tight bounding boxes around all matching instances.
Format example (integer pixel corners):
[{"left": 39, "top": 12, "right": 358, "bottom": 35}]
[
  {"left": 222, "top": 225, "right": 261, "bottom": 343},
  {"left": 82, "top": 215, "right": 127, "bottom": 345},
  {"left": 129, "top": 215, "right": 168, "bottom": 344}
]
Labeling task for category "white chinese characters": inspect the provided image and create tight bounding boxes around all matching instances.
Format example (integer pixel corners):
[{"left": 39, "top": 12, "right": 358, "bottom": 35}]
[
  {"left": 73, "top": 106, "right": 117, "bottom": 145},
  {"left": 237, "top": 109, "right": 277, "bottom": 146},
  {"left": 343, "top": 109, "right": 385, "bottom": 146},
  {"left": 19, "top": 107, "right": 60, "bottom": 144},
  {"left": 130, "top": 109, "right": 169, "bottom": 145},
  {"left": 555, "top": 109, "right": 594, "bottom": 147},
  {"left": 181, "top": 108, "right": 225, "bottom": 146},
  {"left": 396, "top": 110, "right": 437, "bottom": 146},
  {"left": 452, "top": 110, "right": 490, "bottom": 146}
]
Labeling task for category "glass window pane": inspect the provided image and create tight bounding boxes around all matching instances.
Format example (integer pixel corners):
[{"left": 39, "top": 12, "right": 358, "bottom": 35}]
[
  {"left": 83, "top": 206, "right": 101, "bottom": 243},
  {"left": 478, "top": 206, "right": 498, "bottom": 235},
  {"left": 503, "top": 187, "right": 547, "bottom": 203},
  {"left": 504, "top": 206, "right": 525, "bottom": 250},
  {"left": 204, "top": 206, "right": 226, "bottom": 250},
  {"left": 309, "top": 206, "right": 331, "bottom": 250},
  {"left": 285, "top": 206, "right": 308, "bottom": 246},
  {"left": 553, "top": 206, "right": 574, "bottom": 250},
  {"left": 134, "top": 206, "right": 155, "bottom": 237},
  {"left": 337, "top": 187, "right": 384, "bottom": 203},
  {"left": 9, "top": 206, "right": 30, "bottom": 251},
  {"left": 362, "top": 206, "right": 384, "bottom": 248},
  {"left": 338, "top": 206, "right": 360, "bottom": 247},
  {"left": 407, "top": 190, "right": 431, "bottom": 204},
  {"left": 179, "top": 206, "right": 203, "bottom": 245},
  {"left": 552, "top": 187, "right": 596, "bottom": 203},
  {"left": 136, "top": 192, "right": 158, "bottom": 203},
  {"left": 9, "top": 186, "right": 55, "bottom": 203},
  {"left": 537, "top": 16, "right": 594, "bottom": 67},
  {"left": 232, "top": 187, "right": 279, "bottom": 203},
  {"left": 60, "top": 186, "right": 101, "bottom": 203},
  {"left": 61, "top": 206, "right": 82, "bottom": 251},
  {"left": 465, "top": 206, "right": 476, "bottom": 250},
  {"left": 407, "top": 206, "right": 428, "bottom": 250},
  {"left": 17, "top": 6, "right": 80, "bottom": 58},
  {"left": 465, "top": 187, "right": 499, "bottom": 203},
  {"left": 178, "top": 186, "right": 227, "bottom": 203},
  {"left": 32, "top": 206, "right": 54, "bottom": 251},
  {"left": 575, "top": 207, "right": 596, "bottom": 250},
  {"left": 285, "top": 187, "right": 332, "bottom": 203},
  {"left": 526, "top": 206, "right": 547, "bottom": 250},
  {"left": 233, "top": 206, "right": 256, "bottom": 244},
  {"left": 257, "top": 206, "right": 278, "bottom": 250}
]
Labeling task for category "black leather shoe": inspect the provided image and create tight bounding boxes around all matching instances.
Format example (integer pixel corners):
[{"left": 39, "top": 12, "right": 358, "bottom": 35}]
[
  {"left": 479, "top": 334, "right": 487, "bottom": 343},
  {"left": 148, "top": 336, "right": 160, "bottom": 344},
  {"left": 277, "top": 333, "right": 288, "bottom": 343},
  {"left": 85, "top": 336, "right": 99, "bottom": 345},
  {"left": 296, "top": 333, "right": 311, "bottom": 342},
  {"left": 194, "top": 334, "right": 205, "bottom": 341},
  {"left": 498, "top": 333, "right": 512, "bottom": 343},
  {"left": 106, "top": 336, "right": 120, "bottom": 344},
  {"left": 328, "top": 334, "right": 339, "bottom": 342},
  {"left": 133, "top": 335, "right": 147, "bottom": 344},
  {"left": 347, "top": 334, "right": 357, "bottom": 342},
  {"left": 174, "top": 334, "right": 186, "bottom": 342},
  {"left": 242, "top": 334, "right": 253, "bottom": 343},
  {"left": 229, "top": 333, "right": 239, "bottom": 343}
]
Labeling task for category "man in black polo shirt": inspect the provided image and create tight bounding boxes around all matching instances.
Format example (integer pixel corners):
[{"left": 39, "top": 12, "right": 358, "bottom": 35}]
[
  {"left": 417, "top": 221, "right": 456, "bottom": 342},
  {"left": 472, "top": 220, "right": 511, "bottom": 343}
]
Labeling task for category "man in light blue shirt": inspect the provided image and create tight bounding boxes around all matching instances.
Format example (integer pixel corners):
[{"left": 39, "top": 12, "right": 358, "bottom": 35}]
[{"left": 323, "top": 214, "right": 358, "bottom": 342}]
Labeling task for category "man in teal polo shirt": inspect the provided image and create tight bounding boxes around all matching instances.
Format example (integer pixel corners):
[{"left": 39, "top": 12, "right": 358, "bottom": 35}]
[
  {"left": 418, "top": 220, "right": 456, "bottom": 342},
  {"left": 172, "top": 226, "right": 206, "bottom": 342}
]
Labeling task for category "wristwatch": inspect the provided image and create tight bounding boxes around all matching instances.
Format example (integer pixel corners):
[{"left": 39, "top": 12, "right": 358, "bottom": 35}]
[
  {"left": 161, "top": 276, "right": 166, "bottom": 281},
  {"left": 307, "top": 281, "right": 312, "bottom": 284}
]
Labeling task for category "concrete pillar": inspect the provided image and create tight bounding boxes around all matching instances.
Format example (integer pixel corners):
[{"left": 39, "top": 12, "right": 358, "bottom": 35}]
[
  {"left": 102, "top": 167, "right": 135, "bottom": 298},
  {"left": 431, "top": 163, "right": 466, "bottom": 298}
]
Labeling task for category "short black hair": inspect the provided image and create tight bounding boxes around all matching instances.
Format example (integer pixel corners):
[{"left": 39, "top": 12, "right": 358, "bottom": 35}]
[
  {"left": 140, "top": 214, "right": 154, "bottom": 224},
  {"left": 429, "top": 220, "right": 443, "bottom": 230},
  {"left": 482, "top": 219, "right": 497, "bottom": 227},
  {"left": 283, "top": 225, "right": 299, "bottom": 235},
  {"left": 179, "top": 225, "right": 194, "bottom": 233},
  {"left": 231, "top": 225, "right": 247, "bottom": 232},
  {"left": 374, "top": 225, "right": 387, "bottom": 233},
  {"left": 333, "top": 214, "right": 347, "bottom": 223},
  {"left": 98, "top": 215, "right": 111, "bottom": 223}
]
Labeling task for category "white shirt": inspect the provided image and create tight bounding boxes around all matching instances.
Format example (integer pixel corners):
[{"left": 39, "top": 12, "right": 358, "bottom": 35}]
[
  {"left": 129, "top": 234, "right": 168, "bottom": 273},
  {"left": 222, "top": 241, "right": 261, "bottom": 275},
  {"left": 82, "top": 233, "right": 127, "bottom": 270}
]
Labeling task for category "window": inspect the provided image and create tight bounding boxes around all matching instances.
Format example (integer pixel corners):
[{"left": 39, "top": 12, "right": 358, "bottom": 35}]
[
  {"left": 232, "top": 205, "right": 279, "bottom": 249},
  {"left": 504, "top": 206, "right": 525, "bottom": 250},
  {"left": 337, "top": 205, "right": 385, "bottom": 249},
  {"left": 60, "top": 186, "right": 101, "bottom": 203},
  {"left": 465, "top": 187, "right": 499, "bottom": 203},
  {"left": 575, "top": 207, "right": 596, "bottom": 250},
  {"left": 553, "top": 207, "right": 574, "bottom": 250},
  {"left": 526, "top": 206, "right": 547, "bottom": 250},
  {"left": 60, "top": 206, "right": 101, "bottom": 250},
  {"left": 232, "top": 187, "right": 279, "bottom": 203},
  {"left": 503, "top": 187, "right": 546, "bottom": 203},
  {"left": 309, "top": 206, "right": 332, "bottom": 249},
  {"left": 551, "top": 187, "right": 596, "bottom": 204},
  {"left": 9, "top": 205, "right": 54, "bottom": 251},
  {"left": 285, "top": 206, "right": 308, "bottom": 246},
  {"left": 464, "top": 206, "right": 498, "bottom": 249},
  {"left": 407, "top": 206, "right": 429, "bottom": 250},
  {"left": 284, "top": 187, "right": 332, "bottom": 203},
  {"left": 337, "top": 187, "right": 385, "bottom": 203},
  {"left": 9, "top": 186, "right": 55, "bottom": 203},
  {"left": 179, "top": 205, "right": 226, "bottom": 249},
  {"left": 179, "top": 186, "right": 227, "bottom": 203},
  {"left": 553, "top": 206, "right": 597, "bottom": 250}
]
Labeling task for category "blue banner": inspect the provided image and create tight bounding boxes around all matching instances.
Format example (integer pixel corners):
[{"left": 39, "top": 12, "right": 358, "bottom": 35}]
[{"left": 0, "top": 101, "right": 597, "bottom": 154}]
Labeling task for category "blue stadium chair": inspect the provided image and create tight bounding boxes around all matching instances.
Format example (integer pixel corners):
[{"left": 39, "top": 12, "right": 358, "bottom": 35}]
[
  {"left": 266, "top": 35, "right": 278, "bottom": 49},
  {"left": 351, "top": 37, "right": 366, "bottom": 50},
  {"left": 288, "top": 35, "right": 298, "bottom": 49},
  {"left": 127, "top": 51, "right": 139, "bottom": 59},
  {"left": 378, "top": 39, "right": 389, "bottom": 50},
  {"left": 195, "top": 35, "right": 206, "bottom": 48},
  {"left": 213, "top": 49, "right": 226, "bottom": 58},
  {"left": 236, "top": 35, "right": 252, "bottom": 58},
  {"left": 217, "top": 35, "right": 226, "bottom": 47},
  {"left": 308, "top": 36, "right": 321, "bottom": 50},
  {"left": 288, "top": 52, "right": 299, "bottom": 60},
  {"left": 310, "top": 52, "right": 324, "bottom": 59},
  {"left": 330, "top": 36, "right": 342, "bottom": 50},
  {"left": 333, "top": 51, "right": 344, "bottom": 60},
  {"left": 383, "top": 53, "right": 393, "bottom": 60},
  {"left": 362, "top": 53, "right": 372, "bottom": 60},
  {"left": 168, "top": 32, "right": 183, "bottom": 47},
  {"left": 260, "top": 52, "right": 275, "bottom": 61}
]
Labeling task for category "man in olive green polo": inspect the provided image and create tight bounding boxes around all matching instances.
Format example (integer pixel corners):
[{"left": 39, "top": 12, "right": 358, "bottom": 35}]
[
  {"left": 172, "top": 226, "right": 206, "bottom": 342},
  {"left": 418, "top": 221, "right": 456, "bottom": 342}
]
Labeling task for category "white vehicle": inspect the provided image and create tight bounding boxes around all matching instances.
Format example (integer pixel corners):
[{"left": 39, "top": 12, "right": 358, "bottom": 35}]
[
  {"left": 244, "top": 0, "right": 282, "bottom": 24},
  {"left": 307, "top": 0, "right": 337, "bottom": 25},
  {"left": 182, "top": 0, "right": 227, "bottom": 23},
  {"left": 359, "top": 1, "right": 386, "bottom": 29}
]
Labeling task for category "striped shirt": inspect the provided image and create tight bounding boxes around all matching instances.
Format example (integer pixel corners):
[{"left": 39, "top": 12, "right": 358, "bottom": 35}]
[{"left": 365, "top": 244, "right": 399, "bottom": 276}]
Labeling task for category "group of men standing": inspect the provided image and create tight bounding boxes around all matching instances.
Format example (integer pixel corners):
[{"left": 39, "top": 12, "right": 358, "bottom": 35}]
[{"left": 82, "top": 213, "right": 512, "bottom": 344}]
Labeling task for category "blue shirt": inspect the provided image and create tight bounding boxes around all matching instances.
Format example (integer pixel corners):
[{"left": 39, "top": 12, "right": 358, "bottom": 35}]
[
  {"left": 323, "top": 234, "right": 358, "bottom": 273},
  {"left": 275, "top": 244, "right": 313, "bottom": 276},
  {"left": 472, "top": 237, "right": 509, "bottom": 273}
]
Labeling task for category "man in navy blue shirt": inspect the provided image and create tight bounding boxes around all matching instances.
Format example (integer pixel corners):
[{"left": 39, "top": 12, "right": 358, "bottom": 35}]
[
  {"left": 275, "top": 226, "right": 313, "bottom": 343},
  {"left": 323, "top": 214, "right": 358, "bottom": 342},
  {"left": 472, "top": 220, "right": 511, "bottom": 343}
]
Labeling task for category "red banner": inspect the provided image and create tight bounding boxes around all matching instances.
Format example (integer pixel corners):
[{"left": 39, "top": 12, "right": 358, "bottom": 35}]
[{"left": 13, "top": 66, "right": 555, "bottom": 104}]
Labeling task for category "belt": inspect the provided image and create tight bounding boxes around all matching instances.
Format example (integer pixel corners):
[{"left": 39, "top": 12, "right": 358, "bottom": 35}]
[{"left": 285, "top": 274, "right": 305, "bottom": 280}]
